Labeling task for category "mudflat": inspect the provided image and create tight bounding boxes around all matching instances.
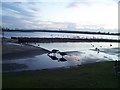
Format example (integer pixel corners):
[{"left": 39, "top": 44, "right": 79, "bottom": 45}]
[{"left": 2, "top": 38, "right": 50, "bottom": 60}]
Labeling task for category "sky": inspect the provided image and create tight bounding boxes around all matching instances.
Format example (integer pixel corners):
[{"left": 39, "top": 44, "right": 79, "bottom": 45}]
[{"left": 1, "top": 0, "right": 119, "bottom": 31}]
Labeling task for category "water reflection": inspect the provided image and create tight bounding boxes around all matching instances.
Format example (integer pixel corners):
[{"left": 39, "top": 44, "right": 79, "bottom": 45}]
[
  {"left": 47, "top": 51, "right": 67, "bottom": 62},
  {"left": 47, "top": 49, "right": 68, "bottom": 62},
  {"left": 48, "top": 54, "right": 58, "bottom": 60},
  {"left": 3, "top": 42, "right": 119, "bottom": 72},
  {"left": 58, "top": 52, "right": 67, "bottom": 58},
  {"left": 58, "top": 58, "right": 67, "bottom": 62}
]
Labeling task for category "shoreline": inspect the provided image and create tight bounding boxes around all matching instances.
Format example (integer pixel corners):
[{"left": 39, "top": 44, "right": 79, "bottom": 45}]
[
  {"left": 2, "top": 38, "right": 119, "bottom": 72},
  {"left": 11, "top": 37, "right": 120, "bottom": 43},
  {"left": 2, "top": 38, "right": 119, "bottom": 88},
  {"left": 3, "top": 61, "right": 119, "bottom": 88},
  {"left": 3, "top": 29, "right": 120, "bottom": 36},
  {"left": 2, "top": 38, "right": 50, "bottom": 60},
  {"left": 2, "top": 61, "right": 111, "bottom": 73}
]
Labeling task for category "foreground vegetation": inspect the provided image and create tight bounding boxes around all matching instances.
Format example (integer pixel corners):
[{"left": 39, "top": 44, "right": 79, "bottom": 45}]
[{"left": 3, "top": 61, "right": 120, "bottom": 88}]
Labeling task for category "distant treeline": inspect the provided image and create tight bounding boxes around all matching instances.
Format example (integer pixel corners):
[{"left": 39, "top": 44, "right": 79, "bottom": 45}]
[{"left": 1, "top": 27, "right": 120, "bottom": 36}]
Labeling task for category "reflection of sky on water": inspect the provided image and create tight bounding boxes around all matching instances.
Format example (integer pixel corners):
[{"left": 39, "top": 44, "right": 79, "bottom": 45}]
[{"left": 3, "top": 42, "right": 119, "bottom": 72}]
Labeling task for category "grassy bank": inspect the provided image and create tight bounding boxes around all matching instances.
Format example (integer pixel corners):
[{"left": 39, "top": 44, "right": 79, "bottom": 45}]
[{"left": 2, "top": 61, "right": 119, "bottom": 88}]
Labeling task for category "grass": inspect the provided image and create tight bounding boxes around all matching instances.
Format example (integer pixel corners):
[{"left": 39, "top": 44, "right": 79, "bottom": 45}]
[{"left": 2, "top": 61, "right": 120, "bottom": 88}]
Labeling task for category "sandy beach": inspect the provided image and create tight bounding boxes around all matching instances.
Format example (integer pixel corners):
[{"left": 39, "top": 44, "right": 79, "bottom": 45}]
[{"left": 2, "top": 38, "right": 50, "bottom": 60}]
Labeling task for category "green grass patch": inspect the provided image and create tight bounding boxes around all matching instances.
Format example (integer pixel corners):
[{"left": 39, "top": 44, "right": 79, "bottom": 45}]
[{"left": 2, "top": 61, "right": 119, "bottom": 88}]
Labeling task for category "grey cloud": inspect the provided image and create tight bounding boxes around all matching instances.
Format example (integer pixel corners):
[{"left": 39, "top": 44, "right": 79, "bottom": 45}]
[
  {"left": 2, "top": 3, "right": 43, "bottom": 29},
  {"left": 113, "top": 0, "right": 120, "bottom": 3},
  {"left": 66, "top": 0, "right": 117, "bottom": 8},
  {"left": 2, "top": 15, "right": 34, "bottom": 29},
  {"left": 66, "top": 0, "right": 92, "bottom": 8},
  {"left": 2, "top": 15, "right": 76, "bottom": 29},
  {"left": 67, "top": 2, "right": 78, "bottom": 8},
  {"left": 1, "top": 2, "right": 76, "bottom": 29},
  {"left": 2, "top": 2, "right": 35, "bottom": 17}
]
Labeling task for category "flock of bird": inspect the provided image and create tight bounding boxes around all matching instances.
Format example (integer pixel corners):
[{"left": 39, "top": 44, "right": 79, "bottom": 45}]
[
  {"left": 36, "top": 42, "right": 113, "bottom": 60},
  {"left": 91, "top": 43, "right": 112, "bottom": 54}
]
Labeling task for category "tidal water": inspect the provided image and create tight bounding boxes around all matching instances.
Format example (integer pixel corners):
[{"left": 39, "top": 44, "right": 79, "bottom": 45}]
[
  {"left": 2, "top": 42, "right": 119, "bottom": 72},
  {"left": 2, "top": 31, "right": 119, "bottom": 72}
]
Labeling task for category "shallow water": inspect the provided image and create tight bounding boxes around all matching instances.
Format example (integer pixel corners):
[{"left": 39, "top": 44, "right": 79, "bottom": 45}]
[{"left": 2, "top": 42, "right": 119, "bottom": 72}]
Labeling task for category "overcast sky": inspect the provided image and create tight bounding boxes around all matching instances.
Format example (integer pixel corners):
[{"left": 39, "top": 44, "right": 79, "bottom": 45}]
[{"left": 1, "top": 0, "right": 119, "bottom": 30}]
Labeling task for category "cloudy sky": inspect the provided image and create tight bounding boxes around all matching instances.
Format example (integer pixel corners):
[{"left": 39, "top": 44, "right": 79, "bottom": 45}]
[{"left": 1, "top": 0, "right": 119, "bottom": 31}]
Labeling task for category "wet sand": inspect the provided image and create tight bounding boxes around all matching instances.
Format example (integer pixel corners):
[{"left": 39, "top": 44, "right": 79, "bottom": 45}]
[{"left": 2, "top": 38, "right": 50, "bottom": 60}]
